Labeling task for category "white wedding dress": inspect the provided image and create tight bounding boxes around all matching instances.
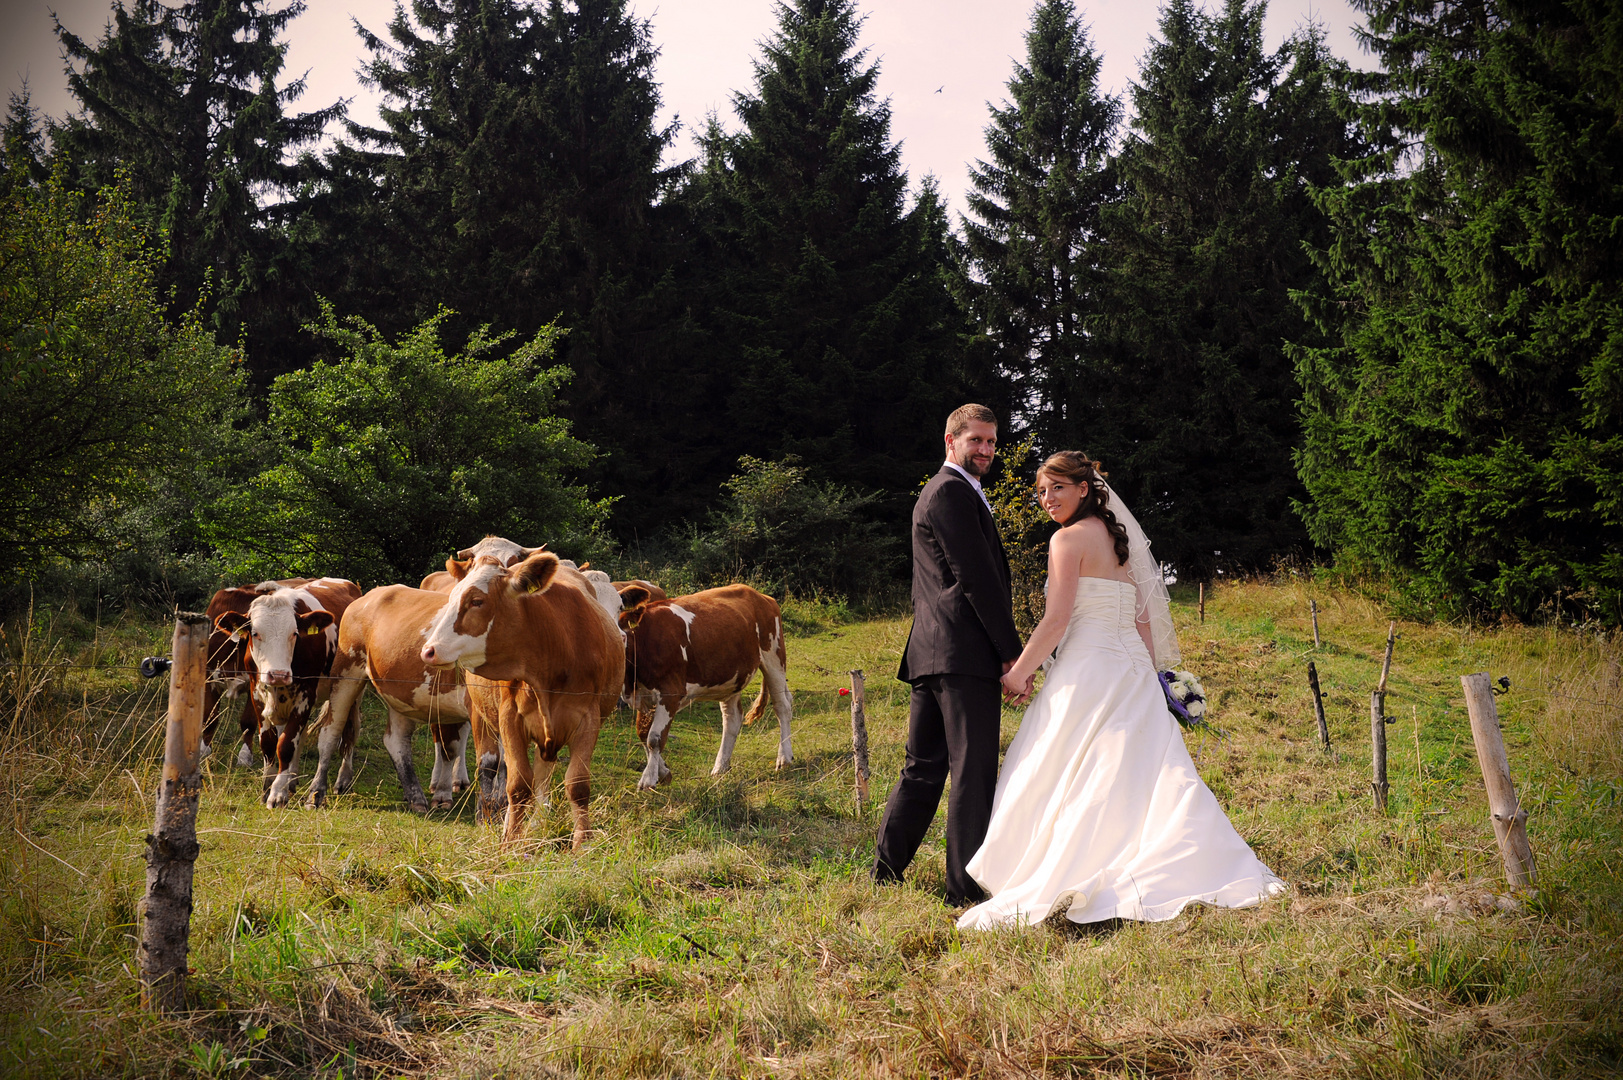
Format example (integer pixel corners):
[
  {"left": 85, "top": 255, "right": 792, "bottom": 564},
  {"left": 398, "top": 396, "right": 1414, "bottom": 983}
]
[{"left": 958, "top": 577, "right": 1285, "bottom": 930}]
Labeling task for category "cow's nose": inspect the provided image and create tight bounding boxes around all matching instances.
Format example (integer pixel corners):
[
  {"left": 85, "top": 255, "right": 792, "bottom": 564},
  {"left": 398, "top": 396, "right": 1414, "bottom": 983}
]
[
  {"left": 265, "top": 670, "right": 292, "bottom": 686},
  {"left": 421, "top": 645, "right": 437, "bottom": 665}
]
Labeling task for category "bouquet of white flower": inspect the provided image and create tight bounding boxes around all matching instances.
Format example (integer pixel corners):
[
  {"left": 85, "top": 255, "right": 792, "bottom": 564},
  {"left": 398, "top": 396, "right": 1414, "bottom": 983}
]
[{"left": 1157, "top": 669, "right": 1210, "bottom": 731}]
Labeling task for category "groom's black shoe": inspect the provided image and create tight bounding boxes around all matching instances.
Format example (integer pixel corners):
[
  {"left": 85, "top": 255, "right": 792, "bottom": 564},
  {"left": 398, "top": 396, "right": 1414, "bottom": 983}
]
[{"left": 944, "top": 886, "right": 987, "bottom": 908}]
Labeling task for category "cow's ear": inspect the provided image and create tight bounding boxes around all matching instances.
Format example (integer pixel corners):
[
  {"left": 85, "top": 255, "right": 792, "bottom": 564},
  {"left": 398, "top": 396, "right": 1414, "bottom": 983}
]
[
  {"left": 508, "top": 543, "right": 546, "bottom": 567},
  {"left": 215, "top": 611, "right": 250, "bottom": 639},
  {"left": 447, "top": 557, "right": 473, "bottom": 581},
  {"left": 297, "top": 610, "right": 335, "bottom": 636},
  {"left": 617, "top": 584, "right": 651, "bottom": 610},
  {"left": 509, "top": 551, "right": 560, "bottom": 596}
]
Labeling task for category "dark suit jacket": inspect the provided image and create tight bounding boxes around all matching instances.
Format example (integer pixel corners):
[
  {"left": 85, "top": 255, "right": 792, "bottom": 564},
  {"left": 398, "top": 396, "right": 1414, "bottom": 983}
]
[{"left": 897, "top": 467, "right": 1023, "bottom": 682}]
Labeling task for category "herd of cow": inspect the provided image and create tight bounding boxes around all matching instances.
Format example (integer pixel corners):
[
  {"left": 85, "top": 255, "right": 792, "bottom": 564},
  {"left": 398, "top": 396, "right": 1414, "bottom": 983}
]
[{"left": 200, "top": 536, "right": 794, "bottom": 847}]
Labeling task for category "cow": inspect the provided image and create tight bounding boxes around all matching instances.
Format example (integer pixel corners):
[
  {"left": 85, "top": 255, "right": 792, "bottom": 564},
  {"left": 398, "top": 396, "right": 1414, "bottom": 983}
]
[
  {"left": 420, "top": 552, "right": 623, "bottom": 849},
  {"left": 211, "top": 578, "right": 363, "bottom": 808},
  {"left": 202, "top": 582, "right": 288, "bottom": 768},
  {"left": 616, "top": 584, "right": 793, "bottom": 790},
  {"left": 320, "top": 584, "right": 490, "bottom": 814},
  {"left": 613, "top": 580, "right": 667, "bottom": 603}
]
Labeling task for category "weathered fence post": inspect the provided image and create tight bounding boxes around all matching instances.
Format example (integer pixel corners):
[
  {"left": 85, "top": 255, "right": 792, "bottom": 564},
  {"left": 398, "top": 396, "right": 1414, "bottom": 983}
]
[
  {"left": 1460, "top": 673, "right": 1538, "bottom": 887},
  {"left": 1199, "top": 582, "right": 1205, "bottom": 623},
  {"left": 139, "top": 611, "right": 208, "bottom": 1012},
  {"left": 1307, "top": 661, "right": 1331, "bottom": 753},
  {"left": 1370, "top": 622, "right": 1396, "bottom": 812},
  {"left": 1310, "top": 599, "right": 1321, "bottom": 649},
  {"left": 848, "top": 670, "right": 870, "bottom": 807}
]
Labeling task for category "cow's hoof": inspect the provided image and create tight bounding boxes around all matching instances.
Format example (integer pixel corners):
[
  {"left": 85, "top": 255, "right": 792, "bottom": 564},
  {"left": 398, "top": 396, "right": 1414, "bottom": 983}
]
[
  {"left": 451, "top": 780, "right": 471, "bottom": 794},
  {"left": 431, "top": 794, "right": 453, "bottom": 811},
  {"left": 775, "top": 755, "right": 793, "bottom": 770},
  {"left": 198, "top": 740, "right": 213, "bottom": 762},
  {"left": 237, "top": 745, "right": 255, "bottom": 768},
  {"left": 406, "top": 799, "right": 431, "bottom": 815},
  {"left": 305, "top": 789, "right": 326, "bottom": 810}
]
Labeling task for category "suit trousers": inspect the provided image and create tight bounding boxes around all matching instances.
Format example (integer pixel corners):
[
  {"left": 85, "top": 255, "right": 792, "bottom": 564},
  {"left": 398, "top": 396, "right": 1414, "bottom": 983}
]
[{"left": 873, "top": 673, "right": 1001, "bottom": 904}]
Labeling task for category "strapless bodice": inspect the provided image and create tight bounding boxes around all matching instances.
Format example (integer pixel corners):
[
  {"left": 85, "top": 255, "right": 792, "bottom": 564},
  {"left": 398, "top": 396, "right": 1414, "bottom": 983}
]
[{"left": 1053, "top": 577, "right": 1152, "bottom": 673}]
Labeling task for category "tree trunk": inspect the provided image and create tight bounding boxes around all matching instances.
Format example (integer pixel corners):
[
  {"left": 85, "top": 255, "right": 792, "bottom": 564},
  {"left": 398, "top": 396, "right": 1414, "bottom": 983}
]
[
  {"left": 1460, "top": 673, "right": 1537, "bottom": 887},
  {"left": 849, "top": 669, "right": 870, "bottom": 806},
  {"left": 139, "top": 611, "right": 208, "bottom": 1013}
]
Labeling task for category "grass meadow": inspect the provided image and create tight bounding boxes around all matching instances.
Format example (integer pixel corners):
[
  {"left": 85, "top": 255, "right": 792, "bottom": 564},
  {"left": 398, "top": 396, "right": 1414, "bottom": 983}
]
[{"left": 1, "top": 577, "right": 1620, "bottom": 1078}]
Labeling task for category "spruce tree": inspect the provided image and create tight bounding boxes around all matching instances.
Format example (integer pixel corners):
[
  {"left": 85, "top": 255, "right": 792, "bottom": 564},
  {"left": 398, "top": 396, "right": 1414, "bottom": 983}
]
[
  {"left": 1, "top": 87, "right": 50, "bottom": 193},
  {"left": 51, "top": 0, "right": 341, "bottom": 369},
  {"left": 1088, "top": 0, "right": 1354, "bottom": 577},
  {"left": 691, "top": 0, "right": 968, "bottom": 515},
  {"left": 959, "top": 0, "right": 1120, "bottom": 448},
  {"left": 1295, "top": 0, "right": 1623, "bottom": 624},
  {"left": 315, "top": 0, "right": 683, "bottom": 530}
]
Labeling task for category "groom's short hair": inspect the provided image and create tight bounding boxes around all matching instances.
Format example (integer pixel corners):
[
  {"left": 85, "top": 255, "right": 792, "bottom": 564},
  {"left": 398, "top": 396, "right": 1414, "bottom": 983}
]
[{"left": 945, "top": 404, "right": 997, "bottom": 437}]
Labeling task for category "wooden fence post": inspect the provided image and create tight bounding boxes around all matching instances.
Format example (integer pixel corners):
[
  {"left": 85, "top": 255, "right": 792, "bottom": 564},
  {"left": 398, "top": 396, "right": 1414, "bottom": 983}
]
[
  {"left": 1460, "top": 673, "right": 1537, "bottom": 887},
  {"left": 1199, "top": 582, "right": 1205, "bottom": 623},
  {"left": 1310, "top": 599, "right": 1321, "bottom": 649},
  {"left": 1307, "top": 661, "right": 1331, "bottom": 753},
  {"left": 848, "top": 670, "right": 870, "bottom": 807},
  {"left": 1370, "top": 622, "right": 1396, "bottom": 812},
  {"left": 139, "top": 611, "right": 208, "bottom": 1013}
]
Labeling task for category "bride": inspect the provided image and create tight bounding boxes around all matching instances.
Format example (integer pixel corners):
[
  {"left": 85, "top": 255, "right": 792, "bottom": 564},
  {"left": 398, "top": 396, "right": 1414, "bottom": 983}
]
[{"left": 957, "top": 451, "right": 1284, "bottom": 930}]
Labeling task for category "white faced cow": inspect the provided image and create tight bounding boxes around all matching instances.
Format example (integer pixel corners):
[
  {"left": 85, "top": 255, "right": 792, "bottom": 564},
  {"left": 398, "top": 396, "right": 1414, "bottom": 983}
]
[
  {"left": 203, "top": 580, "right": 312, "bottom": 768},
  {"left": 212, "top": 578, "right": 362, "bottom": 808},
  {"left": 421, "top": 553, "right": 623, "bottom": 849},
  {"left": 617, "top": 584, "right": 793, "bottom": 789}
]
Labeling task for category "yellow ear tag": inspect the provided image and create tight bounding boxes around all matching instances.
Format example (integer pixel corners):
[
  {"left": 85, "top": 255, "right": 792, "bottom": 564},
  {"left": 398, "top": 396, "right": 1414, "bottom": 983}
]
[{"left": 306, "top": 625, "right": 321, "bottom": 636}]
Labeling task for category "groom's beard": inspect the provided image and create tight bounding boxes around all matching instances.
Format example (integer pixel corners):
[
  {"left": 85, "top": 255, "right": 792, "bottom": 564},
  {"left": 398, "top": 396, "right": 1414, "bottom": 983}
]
[{"left": 951, "top": 448, "right": 994, "bottom": 477}]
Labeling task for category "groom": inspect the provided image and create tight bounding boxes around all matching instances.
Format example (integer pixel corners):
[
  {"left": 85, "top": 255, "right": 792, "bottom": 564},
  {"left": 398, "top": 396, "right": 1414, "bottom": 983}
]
[{"left": 874, "top": 403, "right": 1026, "bottom": 906}]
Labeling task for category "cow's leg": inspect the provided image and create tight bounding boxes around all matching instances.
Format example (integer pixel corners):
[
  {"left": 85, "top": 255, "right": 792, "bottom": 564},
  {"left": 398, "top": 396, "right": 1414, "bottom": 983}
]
[
  {"left": 712, "top": 693, "right": 745, "bottom": 777},
  {"left": 637, "top": 695, "right": 676, "bottom": 790},
  {"left": 306, "top": 711, "right": 348, "bottom": 809},
  {"left": 451, "top": 721, "right": 472, "bottom": 793},
  {"left": 265, "top": 721, "right": 305, "bottom": 809},
  {"left": 760, "top": 649, "right": 794, "bottom": 770},
  {"left": 382, "top": 709, "right": 430, "bottom": 813},
  {"left": 471, "top": 692, "right": 507, "bottom": 824},
  {"left": 499, "top": 701, "right": 535, "bottom": 848},
  {"left": 334, "top": 693, "right": 361, "bottom": 795},
  {"left": 427, "top": 723, "right": 461, "bottom": 810},
  {"left": 200, "top": 681, "right": 223, "bottom": 762},
  {"left": 562, "top": 712, "right": 601, "bottom": 849},
  {"left": 236, "top": 694, "right": 256, "bottom": 768},
  {"left": 259, "top": 723, "right": 280, "bottom": 797}
]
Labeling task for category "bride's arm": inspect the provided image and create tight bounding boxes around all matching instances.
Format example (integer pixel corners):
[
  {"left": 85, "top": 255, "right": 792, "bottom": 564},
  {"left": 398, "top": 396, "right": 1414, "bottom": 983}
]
[{"left": 1002, "top": 527, "right": 1085, "bottom": 689}]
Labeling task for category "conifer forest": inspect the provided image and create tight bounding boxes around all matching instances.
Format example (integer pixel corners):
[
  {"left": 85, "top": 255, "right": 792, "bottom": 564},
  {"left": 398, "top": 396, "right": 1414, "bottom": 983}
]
[{"left": 3, "top": 0, "right": 1620, "bottom": 620}]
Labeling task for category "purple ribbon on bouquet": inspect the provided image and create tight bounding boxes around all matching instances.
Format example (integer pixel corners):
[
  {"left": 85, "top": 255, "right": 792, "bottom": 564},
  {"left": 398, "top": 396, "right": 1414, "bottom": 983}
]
[{"left": 1157, "top": 670, "right": 1197, "bottom": 727}]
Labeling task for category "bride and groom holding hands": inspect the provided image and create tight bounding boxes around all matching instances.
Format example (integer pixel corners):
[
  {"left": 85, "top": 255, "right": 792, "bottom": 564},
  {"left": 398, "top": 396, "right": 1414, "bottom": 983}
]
[{"left": 873, "top": 404, "right": 1285, "bottom": 930}]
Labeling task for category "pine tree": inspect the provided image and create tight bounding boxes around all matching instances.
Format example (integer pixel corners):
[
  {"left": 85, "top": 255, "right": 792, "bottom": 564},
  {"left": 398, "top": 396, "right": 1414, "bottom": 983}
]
[
  {"left": 1, "top": 87, "right": 50, "bottom": 194},
  {"left": 50, "top": 0, "right": 341, "bottom": 366},
  {"left": 1295, "top": 0, "right": 1623, "bottom": 624},
  {"left": 959, "top": 0, "right": 1121, "bottom": 448},
  {"left": 1087, "top": 0, "right": 1354, "bottom": 578},
  {"left": 691, "top": 0, "right": 969, "bottom": 514}
]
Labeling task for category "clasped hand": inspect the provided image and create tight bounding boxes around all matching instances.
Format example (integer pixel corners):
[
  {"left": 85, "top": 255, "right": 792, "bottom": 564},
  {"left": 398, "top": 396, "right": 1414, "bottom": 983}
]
[{"left": 999, "top": 660, "right": 1035, "bottom": 706}]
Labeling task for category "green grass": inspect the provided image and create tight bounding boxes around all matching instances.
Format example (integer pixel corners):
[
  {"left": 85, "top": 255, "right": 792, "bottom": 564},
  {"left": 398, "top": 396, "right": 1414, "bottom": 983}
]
[{"left": 2, "top": 577, "right": 1620, "bottom": 1077}]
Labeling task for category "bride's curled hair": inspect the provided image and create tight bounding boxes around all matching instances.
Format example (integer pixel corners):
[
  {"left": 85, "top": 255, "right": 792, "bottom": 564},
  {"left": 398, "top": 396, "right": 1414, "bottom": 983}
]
[{"left": 1039, "top": 451, "right": 1131, "bottom": 566}]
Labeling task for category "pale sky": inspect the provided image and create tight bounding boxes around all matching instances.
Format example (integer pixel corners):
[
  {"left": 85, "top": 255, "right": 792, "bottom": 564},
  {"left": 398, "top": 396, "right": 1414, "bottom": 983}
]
[{"left": 1, "top": 0, "right": 1373, "bottom": 217}]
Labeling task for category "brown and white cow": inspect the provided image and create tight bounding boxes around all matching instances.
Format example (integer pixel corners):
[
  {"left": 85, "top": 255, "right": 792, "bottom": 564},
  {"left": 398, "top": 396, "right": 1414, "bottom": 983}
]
[
  {"left": 212, "top": 578, "right": 362, "bottom": 808},
  {"left": 320, "top": 584, "right": 486, "bottom": 814},
  {"left": 202, "top": 581, "right": 296, "bottom": 767},
  {"left": 613, "top": 580, "right": 667, "bottom": 603},
  {"left": 420, "top": 552, "right": 623, "bottom": 848},
  {"left": 617, "top": 584, "right": 792, "bottom": 789}
]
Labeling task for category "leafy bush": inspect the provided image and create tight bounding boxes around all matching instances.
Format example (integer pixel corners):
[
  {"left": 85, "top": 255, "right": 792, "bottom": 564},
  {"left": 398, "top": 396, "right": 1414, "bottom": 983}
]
[
  {"left": 685, "top": 456, "right": 899, "bottom": 602},
  {"left": 208, "top": 304, "right": 609, "bottom": 585},
  {"left": 983, "top": 436, "right": 1053, "bottom": 634},
  {"left": 0, "top": 170, "right": 241, "bottom": 586}
]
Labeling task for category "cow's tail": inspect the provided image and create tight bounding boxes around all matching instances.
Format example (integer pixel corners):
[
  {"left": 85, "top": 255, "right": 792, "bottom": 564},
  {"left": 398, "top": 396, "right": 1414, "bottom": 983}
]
[{"left": 745, "top": 681, "right": 768, "bottom": 725}]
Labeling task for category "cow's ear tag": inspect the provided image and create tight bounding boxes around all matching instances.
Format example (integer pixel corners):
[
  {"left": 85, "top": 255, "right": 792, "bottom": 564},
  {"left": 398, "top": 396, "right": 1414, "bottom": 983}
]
[
  {"left": 305, "top": 625, "right": 321, "bottom": 636},
  {"left": 230, "top": 629, "right": 246, "bottom": 642}
]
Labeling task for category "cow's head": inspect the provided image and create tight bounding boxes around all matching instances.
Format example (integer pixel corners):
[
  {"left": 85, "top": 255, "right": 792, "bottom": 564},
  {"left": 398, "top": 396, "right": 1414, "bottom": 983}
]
[
  {"left": 421, "top": 551, "right": 560, "bottom": 670},
  {"left": 616, "top": 585, "right": 654, "bottom": 631},
  {"left": 454, "top": 536, "right": 545, "bottom": 568},
  {"left": 215, "top": 591, "right": 335, "bottom": 719}
]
